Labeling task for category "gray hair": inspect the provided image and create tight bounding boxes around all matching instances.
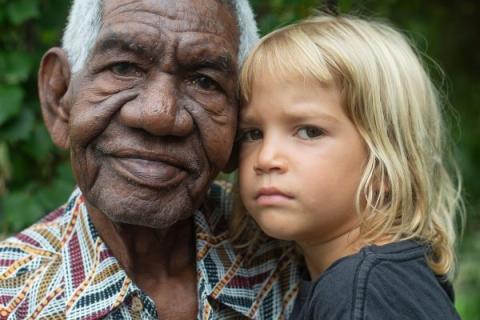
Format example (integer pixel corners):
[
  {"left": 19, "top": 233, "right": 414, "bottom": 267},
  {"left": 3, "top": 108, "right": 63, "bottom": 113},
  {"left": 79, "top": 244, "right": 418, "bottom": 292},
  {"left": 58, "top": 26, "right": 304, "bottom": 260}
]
[{"left": 62, "top": 0, "right": 259, "bottom": 73}]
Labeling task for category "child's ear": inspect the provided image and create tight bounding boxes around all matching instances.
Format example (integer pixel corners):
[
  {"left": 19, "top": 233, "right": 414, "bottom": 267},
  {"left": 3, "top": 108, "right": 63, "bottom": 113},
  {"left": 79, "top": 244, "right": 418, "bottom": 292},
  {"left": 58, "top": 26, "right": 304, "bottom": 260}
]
[
  {"left": 223, "top": 143, "right": 238, "bottom": 173},
  {"left": 38, "top": 47, "right": 72, "bottom": 150}
]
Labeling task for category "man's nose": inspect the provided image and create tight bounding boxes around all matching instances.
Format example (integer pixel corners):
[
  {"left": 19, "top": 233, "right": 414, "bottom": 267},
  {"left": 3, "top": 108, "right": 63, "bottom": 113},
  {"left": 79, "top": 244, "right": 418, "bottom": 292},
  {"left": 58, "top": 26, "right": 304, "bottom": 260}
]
[
  {"left": 120, "top": 73, "right": 193, "bottom": 136},
  {"left": 253, "top": 136, "right": 288, "bottom": 175}
]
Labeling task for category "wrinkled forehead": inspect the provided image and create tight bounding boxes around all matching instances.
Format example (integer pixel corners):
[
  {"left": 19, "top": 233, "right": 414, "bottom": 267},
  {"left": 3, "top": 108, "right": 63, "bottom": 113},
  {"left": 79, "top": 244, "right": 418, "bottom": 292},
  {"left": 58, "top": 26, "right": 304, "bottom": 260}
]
[{"left": 102, "top": 0, "right": 238, "bottom": 40}]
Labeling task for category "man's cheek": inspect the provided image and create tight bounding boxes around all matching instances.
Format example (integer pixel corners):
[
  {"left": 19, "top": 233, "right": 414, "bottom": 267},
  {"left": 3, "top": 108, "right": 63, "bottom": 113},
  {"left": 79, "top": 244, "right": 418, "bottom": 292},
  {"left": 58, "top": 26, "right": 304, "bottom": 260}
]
[
  {"left": 202, "top": 123, "right": 236, "bottom": 170},
  {"left": 69, "top": 90, "right": 139, "bottom": 146}
]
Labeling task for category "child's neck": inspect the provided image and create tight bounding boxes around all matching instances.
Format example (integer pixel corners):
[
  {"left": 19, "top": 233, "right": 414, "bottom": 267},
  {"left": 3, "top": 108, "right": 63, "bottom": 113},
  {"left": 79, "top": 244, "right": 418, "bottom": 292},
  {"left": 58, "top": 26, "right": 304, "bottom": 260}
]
[{"left": 299, "top": 227, "right": 362, "bottom": 281}]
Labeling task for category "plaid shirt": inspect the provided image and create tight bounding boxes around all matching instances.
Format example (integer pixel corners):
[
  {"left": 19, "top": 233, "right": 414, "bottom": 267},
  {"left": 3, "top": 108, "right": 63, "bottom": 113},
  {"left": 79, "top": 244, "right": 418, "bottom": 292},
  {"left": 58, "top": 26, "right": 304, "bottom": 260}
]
[{"left": 0, "top": 184, "right": 300, "bottom": 319}]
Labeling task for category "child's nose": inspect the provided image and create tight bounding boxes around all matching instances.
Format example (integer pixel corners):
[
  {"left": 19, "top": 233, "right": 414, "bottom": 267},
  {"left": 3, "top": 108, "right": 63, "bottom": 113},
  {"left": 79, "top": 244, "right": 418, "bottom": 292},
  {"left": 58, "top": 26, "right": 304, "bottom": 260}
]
[{"left": 253, "top": 138, "right": 288, "bottom": 174}]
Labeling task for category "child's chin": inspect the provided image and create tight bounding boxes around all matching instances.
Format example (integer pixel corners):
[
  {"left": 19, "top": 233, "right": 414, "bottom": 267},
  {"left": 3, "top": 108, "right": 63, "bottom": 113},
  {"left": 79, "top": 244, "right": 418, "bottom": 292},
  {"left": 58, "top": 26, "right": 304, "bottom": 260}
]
[
  {"left": 260, "top": 224, "right": 299, "bottom": 242},
  {"left": 252, "top": 211, "right": 302, "bottom": 241}
]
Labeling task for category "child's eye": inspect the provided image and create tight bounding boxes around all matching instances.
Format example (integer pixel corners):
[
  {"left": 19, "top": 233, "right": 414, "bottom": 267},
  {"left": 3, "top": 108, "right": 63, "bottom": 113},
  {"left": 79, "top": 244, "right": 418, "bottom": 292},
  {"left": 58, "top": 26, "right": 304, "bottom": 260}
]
[
  {"left": 238, "top": 129, "right": 263, "bottom": 142},
  {"left": 296, "top": 126, "right": 324, "bottom": 140}
]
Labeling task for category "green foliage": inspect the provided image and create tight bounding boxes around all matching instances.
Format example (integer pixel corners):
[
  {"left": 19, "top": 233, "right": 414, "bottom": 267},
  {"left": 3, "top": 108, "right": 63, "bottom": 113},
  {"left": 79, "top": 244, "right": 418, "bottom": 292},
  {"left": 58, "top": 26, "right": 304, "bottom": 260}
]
[
  {"left": 0, "top": 86, "right": 24, "bottom": 125},
  {"left": 5, "top": 0, "right": 39, "bottom": 25},
  {"left": 0, "top": 0, "right": 478, "bottom": 318},
  {"left": 0, "top": 0, "right": 74, "bottom": 232}
]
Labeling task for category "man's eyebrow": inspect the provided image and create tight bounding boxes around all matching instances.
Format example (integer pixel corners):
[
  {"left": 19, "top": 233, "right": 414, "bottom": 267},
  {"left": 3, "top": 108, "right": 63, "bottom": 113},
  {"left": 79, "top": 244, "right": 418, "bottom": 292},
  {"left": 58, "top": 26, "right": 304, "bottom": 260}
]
[
  {"left": 181, "top": 54, "right": 235, "bottom": 74},
  {"left": 93, "top": 33, "right": 153, "bottom": 58}
]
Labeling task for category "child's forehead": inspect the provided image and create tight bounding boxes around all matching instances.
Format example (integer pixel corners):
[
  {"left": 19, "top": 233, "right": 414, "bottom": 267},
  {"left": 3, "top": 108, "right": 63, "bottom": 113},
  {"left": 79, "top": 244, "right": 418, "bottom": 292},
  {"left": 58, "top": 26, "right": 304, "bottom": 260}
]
[
  {"left": 250, "top": 72, "right": 331, "bottom": 94},
  {"left": 247, "top": 65, "right": 340, "bottom": 103},
  {"left": 240, "top": 42, "right": 339, "bottom": 103},
  {"left": 252, "top": 55, "right": 333, "bottom": 83}
]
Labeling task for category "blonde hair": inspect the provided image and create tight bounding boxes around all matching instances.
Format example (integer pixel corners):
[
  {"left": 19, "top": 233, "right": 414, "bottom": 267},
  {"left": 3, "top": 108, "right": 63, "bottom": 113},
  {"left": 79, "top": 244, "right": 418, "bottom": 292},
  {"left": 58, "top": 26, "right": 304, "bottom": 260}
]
[{"left": 231, "top": 14, "right": 464, "bottom": 277}]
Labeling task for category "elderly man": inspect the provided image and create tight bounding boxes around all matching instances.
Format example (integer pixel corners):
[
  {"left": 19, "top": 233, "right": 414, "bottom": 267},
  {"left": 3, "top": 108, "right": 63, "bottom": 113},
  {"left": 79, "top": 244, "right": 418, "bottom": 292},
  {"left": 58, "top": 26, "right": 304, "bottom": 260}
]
[{"left": 0, "top": 0, "right": 300, "bottom": 319}]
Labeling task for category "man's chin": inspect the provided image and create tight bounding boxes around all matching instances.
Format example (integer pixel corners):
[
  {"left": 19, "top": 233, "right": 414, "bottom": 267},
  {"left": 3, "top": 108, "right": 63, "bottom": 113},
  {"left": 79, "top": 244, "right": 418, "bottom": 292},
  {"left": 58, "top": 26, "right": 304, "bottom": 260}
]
[
  {"left": 83, "top": 184, "right": 196, "bottom": 230},
  {"left": 111, "top": 193, "right": 196, "bottom": 228},
  {"left": 78, "top": 166, "right": 214, "bottom": 229},
  {"left": 105, "top": 205, "right": 194, "bottom": 230}
]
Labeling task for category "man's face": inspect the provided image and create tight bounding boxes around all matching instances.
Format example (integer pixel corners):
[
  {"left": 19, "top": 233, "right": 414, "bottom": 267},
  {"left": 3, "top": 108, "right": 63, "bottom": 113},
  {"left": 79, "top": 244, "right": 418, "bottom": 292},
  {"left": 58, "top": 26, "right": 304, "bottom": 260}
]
[{"left": 66, "top": 0, "right": 239, "bottom": 228}]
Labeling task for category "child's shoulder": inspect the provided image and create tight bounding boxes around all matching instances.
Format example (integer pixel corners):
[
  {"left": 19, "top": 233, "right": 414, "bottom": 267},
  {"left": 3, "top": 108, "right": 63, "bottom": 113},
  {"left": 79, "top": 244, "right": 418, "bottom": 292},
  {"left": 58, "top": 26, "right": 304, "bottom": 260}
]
[{"left": 303, "top": 240, "right": 459, "bottom": 319}]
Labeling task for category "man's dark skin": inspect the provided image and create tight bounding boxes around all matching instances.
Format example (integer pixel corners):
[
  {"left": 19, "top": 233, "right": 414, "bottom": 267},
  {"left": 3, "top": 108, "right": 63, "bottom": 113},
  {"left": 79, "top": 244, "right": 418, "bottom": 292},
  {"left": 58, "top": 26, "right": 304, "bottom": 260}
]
[{"left": 37, "top": 0, "right": 239, "bottom": 318}]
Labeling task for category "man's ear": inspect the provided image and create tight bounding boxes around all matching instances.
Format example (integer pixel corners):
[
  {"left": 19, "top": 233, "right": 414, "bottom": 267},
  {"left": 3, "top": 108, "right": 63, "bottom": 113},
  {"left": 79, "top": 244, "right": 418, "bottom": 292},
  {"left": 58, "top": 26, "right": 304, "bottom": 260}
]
[
  {"left": 38, "top": 47, "right": 72, "bottom": 149},
  {"left": 223, "top": 143, "right": 238, "bottom": 173}
]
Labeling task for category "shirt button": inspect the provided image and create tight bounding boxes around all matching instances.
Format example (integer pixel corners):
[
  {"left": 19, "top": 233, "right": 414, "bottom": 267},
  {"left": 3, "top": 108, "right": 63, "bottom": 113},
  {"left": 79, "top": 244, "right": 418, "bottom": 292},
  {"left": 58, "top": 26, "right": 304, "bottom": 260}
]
[{"left": 131, "top": 296, "right": 144, "bottom": 312}]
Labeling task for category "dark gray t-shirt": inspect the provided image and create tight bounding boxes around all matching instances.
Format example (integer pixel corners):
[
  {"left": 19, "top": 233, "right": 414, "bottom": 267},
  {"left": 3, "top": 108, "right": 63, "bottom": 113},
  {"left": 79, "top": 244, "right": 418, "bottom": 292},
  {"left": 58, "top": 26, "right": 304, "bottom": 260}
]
[{"left": 291, "top": 240, "right": 460, "bottom": 319}]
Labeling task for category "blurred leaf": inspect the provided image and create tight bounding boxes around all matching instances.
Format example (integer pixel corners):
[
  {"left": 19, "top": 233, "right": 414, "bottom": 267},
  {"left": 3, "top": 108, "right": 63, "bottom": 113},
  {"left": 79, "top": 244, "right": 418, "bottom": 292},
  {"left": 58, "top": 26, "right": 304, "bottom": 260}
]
[
  {"left": 34, "top": 175, "right": 74, "bottom": 210},
  {"left": 2, "top": 191, "right": 43, "bottom": 230},
  {"left": 0, "top": 143, "right": 10, "bottom": 178},
  {"left": 3, "top": 52, "right": 33, "bottom": 84},
  {"left": 24, "top": 125, "right": 55, "bottom": 161},
  {"left": 56, "top": 161, "right": 74, "bottom": 183},
  {"left": 0, "top": 109, "right": 35, "bottom": 142},
  {"left": 0, "top": 85, "right": 24, "bottom": 125},
  {"left": 6, "top": 0, "right": 40, "bottom": 25},
  {"left": 338, "top": 0, "right": 354, "bottom": 11},
  {"left": 0, "top": 142, "right": 11, "bottom": 195},
  {"left": 8, "top": 153, "right": 32, "bottom": 187},
  {"left": 39, "top": 28, "right": 61, "bottom": 46}
]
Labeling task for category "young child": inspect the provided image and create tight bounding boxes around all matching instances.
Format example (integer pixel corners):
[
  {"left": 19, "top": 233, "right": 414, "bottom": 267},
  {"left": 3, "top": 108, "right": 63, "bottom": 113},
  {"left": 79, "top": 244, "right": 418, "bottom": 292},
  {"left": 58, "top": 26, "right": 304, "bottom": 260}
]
[{"left": 230, "top": 14, "right": 463, "bottom": 319}]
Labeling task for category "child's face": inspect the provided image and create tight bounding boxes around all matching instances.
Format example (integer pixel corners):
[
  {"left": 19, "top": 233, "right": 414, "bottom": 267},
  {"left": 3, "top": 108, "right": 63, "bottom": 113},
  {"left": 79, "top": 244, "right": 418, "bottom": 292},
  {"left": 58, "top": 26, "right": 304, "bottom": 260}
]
[{"left": 238, "top": 74, "right": 368, "bottom": 246}]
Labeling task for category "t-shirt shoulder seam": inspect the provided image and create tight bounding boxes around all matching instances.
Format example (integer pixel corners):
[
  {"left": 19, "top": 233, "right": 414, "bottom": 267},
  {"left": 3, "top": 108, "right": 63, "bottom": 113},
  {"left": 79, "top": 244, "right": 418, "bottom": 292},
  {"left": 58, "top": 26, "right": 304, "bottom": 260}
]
[
  {"left": 349, "top": 245, "right": 426, "bottom": 320},
  {"left": 350, "top": 252, "right": 382, "bottom": 320},
  {"left": 364, "top": 244, "right": 425, "bottom": 262}
]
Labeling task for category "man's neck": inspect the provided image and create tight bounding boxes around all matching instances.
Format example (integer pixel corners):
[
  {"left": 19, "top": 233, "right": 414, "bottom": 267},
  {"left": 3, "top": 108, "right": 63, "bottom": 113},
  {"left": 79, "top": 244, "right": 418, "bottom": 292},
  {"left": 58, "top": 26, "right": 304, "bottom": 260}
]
[
  {"left": 87, "top": 203, "right": 198, "bottom": 318},
  {"left": 87, "top": 202, "right": 196, "bottom": 280}
]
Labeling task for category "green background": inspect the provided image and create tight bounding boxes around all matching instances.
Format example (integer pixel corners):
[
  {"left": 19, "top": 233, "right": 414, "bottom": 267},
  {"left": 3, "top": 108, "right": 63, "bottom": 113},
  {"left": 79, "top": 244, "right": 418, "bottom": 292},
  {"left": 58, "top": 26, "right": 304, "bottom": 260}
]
[{"left": 0, "top": 0, "right": 478, "bottom": 318}]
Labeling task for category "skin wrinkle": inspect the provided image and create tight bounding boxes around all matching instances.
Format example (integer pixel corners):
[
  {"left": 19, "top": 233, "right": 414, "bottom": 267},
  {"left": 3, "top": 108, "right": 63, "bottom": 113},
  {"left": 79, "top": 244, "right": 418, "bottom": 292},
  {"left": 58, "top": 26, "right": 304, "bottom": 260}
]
[
  {"left": 98, "top": 133, "right": 198, "bottom": 161},
  {"left": 107, "top": 0, "right": 139, "bottom": 15},
  {"left": 90, "top": 32, "right": 236, "bottom": 76},
  {"left": 108, "top": 0, "right": 236, "bottom": 30},
  {"left": 95, "top": 35, "right": 161, "bottom": 63},
  {"left": 106, "top": 2, "right": 233, "bottom": 36},
  {"left": 69, "top": 87, "right": 140, "bottom": 146},
  {"left": 62, "top": 0, "right": 259, "bottom": 75}
]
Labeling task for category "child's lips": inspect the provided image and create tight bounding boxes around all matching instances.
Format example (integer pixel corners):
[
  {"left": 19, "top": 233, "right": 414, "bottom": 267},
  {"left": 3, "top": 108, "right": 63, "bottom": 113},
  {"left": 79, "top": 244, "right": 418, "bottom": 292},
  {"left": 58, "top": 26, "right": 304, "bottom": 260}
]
[{"left": 255, "top": 186, "right": 294, "bottom": 205}]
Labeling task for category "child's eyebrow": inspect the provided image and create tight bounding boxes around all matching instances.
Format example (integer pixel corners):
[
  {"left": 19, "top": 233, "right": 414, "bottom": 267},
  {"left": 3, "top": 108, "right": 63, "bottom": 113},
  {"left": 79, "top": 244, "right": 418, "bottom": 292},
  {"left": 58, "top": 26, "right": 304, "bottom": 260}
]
[
  {"left": 238, "top": 116, "right": 257, "bottom": 127},
  {"left": 239, "top": 105, "right": 342, "bottom": 126},
  {"left": 281, "top": 109, "right": 341, "bottom": 124}
]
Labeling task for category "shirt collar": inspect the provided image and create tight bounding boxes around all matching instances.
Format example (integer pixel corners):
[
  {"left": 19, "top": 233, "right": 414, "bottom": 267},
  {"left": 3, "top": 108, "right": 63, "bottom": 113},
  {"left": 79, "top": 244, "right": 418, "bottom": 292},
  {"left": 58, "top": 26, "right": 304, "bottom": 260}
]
[
  {"left": 195, "top": 185, "right": 300, "bottom": 318},
  {"left": 60, "top": 189, "right": 151, "bottom": 319},
  {"left": 61, "top": 186, "right": 299, "bottom": 319}
]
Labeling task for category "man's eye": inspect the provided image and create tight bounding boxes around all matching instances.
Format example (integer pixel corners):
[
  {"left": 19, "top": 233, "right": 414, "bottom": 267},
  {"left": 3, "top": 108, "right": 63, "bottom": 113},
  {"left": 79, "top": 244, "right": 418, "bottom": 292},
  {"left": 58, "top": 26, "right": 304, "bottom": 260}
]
[
  {"left": 190, "top": 74, "right": 220, "bottom": 91},
  {"left": 109, "top": 62, "right": 142, "bottom": 77},
  {"left": 297, "top": 126, "right": 324, "bottom": 139},
  {"left": 238, "top": 129, "right": 263, "bottom": 142}
]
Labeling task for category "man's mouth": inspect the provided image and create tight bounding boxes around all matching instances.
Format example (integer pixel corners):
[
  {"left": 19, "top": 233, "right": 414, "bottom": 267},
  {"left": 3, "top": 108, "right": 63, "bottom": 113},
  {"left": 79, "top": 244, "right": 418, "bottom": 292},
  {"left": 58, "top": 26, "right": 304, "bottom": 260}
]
[{"left": 106, "top": 149, "right": 191, "bottom": 189}]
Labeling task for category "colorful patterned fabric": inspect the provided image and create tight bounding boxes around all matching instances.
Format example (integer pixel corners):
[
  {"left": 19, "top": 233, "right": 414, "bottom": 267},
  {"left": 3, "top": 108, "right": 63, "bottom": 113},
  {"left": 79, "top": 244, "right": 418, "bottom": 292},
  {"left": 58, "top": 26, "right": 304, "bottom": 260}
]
[{"left": 0, "top": 183, "right": 300, "bottom": 319}]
